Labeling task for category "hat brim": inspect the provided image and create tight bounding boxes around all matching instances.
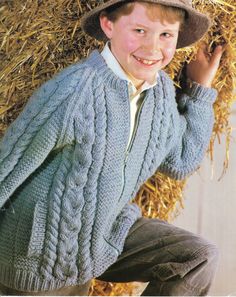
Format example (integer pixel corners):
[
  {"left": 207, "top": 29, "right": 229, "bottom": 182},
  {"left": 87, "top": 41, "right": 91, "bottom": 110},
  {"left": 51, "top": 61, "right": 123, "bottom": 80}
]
[{"left": 81, "top": 0, "right": 211, "bottom": 48}]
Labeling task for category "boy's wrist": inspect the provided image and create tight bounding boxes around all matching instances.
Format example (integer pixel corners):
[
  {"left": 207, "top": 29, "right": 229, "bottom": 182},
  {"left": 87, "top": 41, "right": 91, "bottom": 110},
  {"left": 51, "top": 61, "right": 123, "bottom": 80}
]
[{"left": 184, "top": 79, "right": 217, "bottom": 103}]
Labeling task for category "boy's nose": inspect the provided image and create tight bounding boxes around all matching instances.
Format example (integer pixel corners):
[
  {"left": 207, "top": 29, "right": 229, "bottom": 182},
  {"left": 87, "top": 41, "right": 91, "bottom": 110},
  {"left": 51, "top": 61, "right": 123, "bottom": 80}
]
[
  {"left": 143, "top": 44, "right": 161, "bottom": 57},
  {"left": 143, "top": 35, "right": 160, "bottom": 55}
]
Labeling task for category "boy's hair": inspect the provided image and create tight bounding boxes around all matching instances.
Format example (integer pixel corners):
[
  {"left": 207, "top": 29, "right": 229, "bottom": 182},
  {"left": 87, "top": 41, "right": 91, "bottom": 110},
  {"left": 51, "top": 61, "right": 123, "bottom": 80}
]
[{"left": 100, "top": 1, "right": 186, "bottom": 26}]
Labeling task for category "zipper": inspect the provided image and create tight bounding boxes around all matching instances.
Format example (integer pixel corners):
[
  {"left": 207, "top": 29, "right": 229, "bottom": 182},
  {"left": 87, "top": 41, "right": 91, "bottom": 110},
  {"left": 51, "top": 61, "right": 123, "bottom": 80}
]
[
  {"left": 126, "top": 97, "right": 145, "bottom": 154},
  {"left": 118, "top": 97, "right": 146, "bottom": 202}
]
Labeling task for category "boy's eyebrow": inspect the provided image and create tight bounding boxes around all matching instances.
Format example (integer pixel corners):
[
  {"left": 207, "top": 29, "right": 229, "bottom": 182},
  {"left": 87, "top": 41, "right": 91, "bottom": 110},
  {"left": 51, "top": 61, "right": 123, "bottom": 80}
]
[
  {"left": 133, "top": 23, "right": 179, "bottom": 32},
  {"left": 133, "top": 23, "right": 150, "bottom": 29}
]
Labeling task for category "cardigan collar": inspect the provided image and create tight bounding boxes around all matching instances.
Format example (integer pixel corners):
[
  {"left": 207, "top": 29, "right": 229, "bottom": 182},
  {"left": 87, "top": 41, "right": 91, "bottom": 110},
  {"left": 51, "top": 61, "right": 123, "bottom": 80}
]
[{"left": 85, "top": 50, "right": 161, "bottom": 96}]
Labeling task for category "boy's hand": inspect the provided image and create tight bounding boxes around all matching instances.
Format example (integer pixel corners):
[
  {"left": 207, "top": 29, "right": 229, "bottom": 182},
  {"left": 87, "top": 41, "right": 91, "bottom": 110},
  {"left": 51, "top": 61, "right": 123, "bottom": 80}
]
[{"left": 186, "top": 43, "right": 224, "bottom": 88}]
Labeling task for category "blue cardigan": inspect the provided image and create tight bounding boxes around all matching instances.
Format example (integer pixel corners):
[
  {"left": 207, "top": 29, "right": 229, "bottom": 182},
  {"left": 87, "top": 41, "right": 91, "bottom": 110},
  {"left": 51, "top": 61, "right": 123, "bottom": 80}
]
[{"left": 0, "top": 50, "right": 217, "bottom": 292}]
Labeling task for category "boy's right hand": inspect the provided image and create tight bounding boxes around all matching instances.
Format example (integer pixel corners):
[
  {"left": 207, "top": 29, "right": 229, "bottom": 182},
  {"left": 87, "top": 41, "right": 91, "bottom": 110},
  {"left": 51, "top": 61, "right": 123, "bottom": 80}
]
[{"left": 186, "top": 43, "right": 224, "bottom": 88}]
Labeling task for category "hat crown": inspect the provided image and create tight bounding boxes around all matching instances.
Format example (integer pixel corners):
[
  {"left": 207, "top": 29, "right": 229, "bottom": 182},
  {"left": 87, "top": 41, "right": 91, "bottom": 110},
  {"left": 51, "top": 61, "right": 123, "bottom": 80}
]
[{"left": 96, "top": 0, "right": 193, "bottom": 7}]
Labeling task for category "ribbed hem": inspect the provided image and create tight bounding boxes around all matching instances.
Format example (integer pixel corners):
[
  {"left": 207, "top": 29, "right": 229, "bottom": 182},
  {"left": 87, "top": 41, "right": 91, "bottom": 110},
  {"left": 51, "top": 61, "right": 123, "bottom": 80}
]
[
  {"left": 0, "top": 265, "right": 78, "bottom": 293},
  {"left": 186, "top": 81, "right": 218, "bottom": 103}
]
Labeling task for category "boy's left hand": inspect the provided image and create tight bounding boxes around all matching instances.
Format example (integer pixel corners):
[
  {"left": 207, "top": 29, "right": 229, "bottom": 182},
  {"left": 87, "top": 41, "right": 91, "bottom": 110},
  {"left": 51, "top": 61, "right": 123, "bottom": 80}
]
[{"left": 186, "top": 43, "right": 224, "bottom": 88}]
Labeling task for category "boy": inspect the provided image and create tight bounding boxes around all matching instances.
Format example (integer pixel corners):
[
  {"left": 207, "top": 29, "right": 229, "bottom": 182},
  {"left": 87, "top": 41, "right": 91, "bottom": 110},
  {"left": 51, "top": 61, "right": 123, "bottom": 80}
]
[{"left": 0, "top": 0, "right": 223, "bottom": 295}]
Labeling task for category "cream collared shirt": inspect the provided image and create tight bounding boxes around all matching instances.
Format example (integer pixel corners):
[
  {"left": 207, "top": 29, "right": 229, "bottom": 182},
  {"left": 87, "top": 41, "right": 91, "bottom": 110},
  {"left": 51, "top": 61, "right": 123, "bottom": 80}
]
[{"left": 101, "top": 42, "right": 158, "bottom": 150}]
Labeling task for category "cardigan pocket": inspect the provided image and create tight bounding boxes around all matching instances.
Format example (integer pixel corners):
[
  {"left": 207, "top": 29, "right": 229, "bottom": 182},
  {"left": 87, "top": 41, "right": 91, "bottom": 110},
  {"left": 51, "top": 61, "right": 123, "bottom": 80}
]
[
  {"left": 27, "top": 200, "right": 47, "bottom": 257},
  {"left": 103, "top": 206, "right": 140, "bottom": 258}
]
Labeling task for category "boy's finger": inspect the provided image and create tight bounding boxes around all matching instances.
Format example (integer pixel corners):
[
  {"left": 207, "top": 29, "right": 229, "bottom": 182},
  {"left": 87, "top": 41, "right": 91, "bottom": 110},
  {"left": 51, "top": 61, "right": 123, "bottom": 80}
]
[
  {"left": 210, "top": 45, "right": 224, "bottom": 66},
  {"left": 196, "top": 46, "right": 210, "bottom": 63},
  {"left": 196, "top": 46, "right": 207, "bottom": 60}
]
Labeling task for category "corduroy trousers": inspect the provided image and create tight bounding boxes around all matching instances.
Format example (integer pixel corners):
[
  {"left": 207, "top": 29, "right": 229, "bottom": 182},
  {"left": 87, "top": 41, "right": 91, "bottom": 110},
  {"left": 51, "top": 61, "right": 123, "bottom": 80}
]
[{"left": 0, "top": 217, "right": 219, "bottom": 296}]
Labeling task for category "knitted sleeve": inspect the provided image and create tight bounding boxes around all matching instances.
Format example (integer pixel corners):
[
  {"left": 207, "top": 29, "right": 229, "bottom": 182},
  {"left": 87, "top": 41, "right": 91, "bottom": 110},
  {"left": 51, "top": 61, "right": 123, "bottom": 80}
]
[
  {"left": 0, "top": 66, "right": 82, "bottom": 209},
  {"left": 159, "top": 79, "right": 217, "bottom": 180}
]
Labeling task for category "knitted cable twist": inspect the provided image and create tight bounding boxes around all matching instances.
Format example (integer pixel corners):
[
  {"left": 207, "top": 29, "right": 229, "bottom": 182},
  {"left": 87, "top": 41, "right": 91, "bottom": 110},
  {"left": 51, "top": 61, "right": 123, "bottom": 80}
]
[
  {"left": 158, "top": 77, "right": 216, "bottom": 179},
  {"left": 148, "top": 73, "right": 175, "bottom": 172},
  {"left": 54, "top": 89, "right": 95, "bottom": 280},
  {"left": 76, "top": 77, "right": 107, "bottom": 282},
  {"left": 39, "top": 71, "right": 96, "bottom": 279},
  {"left": 133, "top": 73, "right": 168, "bottom": 194},
  {"left": 40, "top": 147, "right": 74, "bottom": 279}
]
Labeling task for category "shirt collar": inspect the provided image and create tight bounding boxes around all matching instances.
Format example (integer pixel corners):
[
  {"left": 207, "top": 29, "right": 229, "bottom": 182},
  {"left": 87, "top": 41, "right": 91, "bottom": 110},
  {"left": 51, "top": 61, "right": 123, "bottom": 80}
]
[{"left": 101, "top": 42, "right": 158, "bottom": 99}]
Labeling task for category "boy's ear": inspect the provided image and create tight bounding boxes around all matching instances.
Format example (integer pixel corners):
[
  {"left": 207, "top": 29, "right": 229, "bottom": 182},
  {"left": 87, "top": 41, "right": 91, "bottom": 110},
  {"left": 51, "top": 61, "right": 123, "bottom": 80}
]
[{"left": 99, "top": 15, "right": 114, "bottom": 39}]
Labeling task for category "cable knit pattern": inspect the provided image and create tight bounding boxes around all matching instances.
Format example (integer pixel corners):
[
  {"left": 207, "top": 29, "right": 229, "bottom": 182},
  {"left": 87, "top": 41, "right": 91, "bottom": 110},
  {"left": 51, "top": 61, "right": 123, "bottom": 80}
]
[
  {"left": 0, "top": 50, "right": 217, "bottom": 292},
  {"left": 76, "top": 76, "right": 107, "bottom": 281}
]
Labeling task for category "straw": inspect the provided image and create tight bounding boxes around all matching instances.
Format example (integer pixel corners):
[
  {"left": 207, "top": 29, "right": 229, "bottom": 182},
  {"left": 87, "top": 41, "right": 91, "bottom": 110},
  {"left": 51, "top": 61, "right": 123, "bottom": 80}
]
[{"left": 0, "top": 0, "right": 235, "bottom": 295}]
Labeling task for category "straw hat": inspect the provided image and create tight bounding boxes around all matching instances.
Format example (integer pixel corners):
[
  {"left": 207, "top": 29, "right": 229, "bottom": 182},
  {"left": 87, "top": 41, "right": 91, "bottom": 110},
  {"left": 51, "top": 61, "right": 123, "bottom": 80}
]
[{"left": 81, "top": 0, "right": 211, "bottom": 48}]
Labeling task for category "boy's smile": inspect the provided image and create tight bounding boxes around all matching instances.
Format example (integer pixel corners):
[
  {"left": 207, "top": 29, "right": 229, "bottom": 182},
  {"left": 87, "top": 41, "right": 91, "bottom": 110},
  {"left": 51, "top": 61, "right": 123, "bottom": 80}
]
[{"left": 100, "top": 3, "right": 180, "bottom": 88}]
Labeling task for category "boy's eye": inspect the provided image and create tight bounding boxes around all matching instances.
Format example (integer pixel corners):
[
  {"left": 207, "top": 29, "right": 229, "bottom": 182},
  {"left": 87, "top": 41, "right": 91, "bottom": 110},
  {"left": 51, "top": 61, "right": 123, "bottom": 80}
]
[
  {"left": 161, "top": 32, "right": 172, "bottom": 38},
  {"left": 135, "top": 29, "right": 145, "bottom": 34}
]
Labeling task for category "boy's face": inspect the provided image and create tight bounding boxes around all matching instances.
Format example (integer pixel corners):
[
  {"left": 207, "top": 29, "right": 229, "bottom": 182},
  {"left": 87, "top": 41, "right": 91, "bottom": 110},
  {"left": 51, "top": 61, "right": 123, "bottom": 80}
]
[{"left": 100, "top": 3, "right": 180, "bottom": 88}]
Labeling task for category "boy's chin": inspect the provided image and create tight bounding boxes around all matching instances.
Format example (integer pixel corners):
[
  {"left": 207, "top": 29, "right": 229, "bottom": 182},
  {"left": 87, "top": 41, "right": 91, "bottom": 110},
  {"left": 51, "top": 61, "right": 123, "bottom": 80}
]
[
  {"left": 127, "top": 70, "right": 159, "bottom": 86},
  {"left": 137, "top": 74, "right": 158, "bottom": 84}
]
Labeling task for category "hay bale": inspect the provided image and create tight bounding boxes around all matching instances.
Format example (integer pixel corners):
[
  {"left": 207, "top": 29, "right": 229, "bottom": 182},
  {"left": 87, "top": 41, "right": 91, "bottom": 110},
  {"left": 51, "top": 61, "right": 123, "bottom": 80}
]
[{"left": 0, "top": 0, "right": 235, "bottom": 295}]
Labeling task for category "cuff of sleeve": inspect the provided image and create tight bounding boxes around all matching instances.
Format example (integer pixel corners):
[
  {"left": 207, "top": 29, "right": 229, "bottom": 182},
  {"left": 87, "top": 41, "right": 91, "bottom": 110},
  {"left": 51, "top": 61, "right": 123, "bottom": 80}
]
[{"left": 186, "top": 81, "right": 218, "bottom": 103}]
